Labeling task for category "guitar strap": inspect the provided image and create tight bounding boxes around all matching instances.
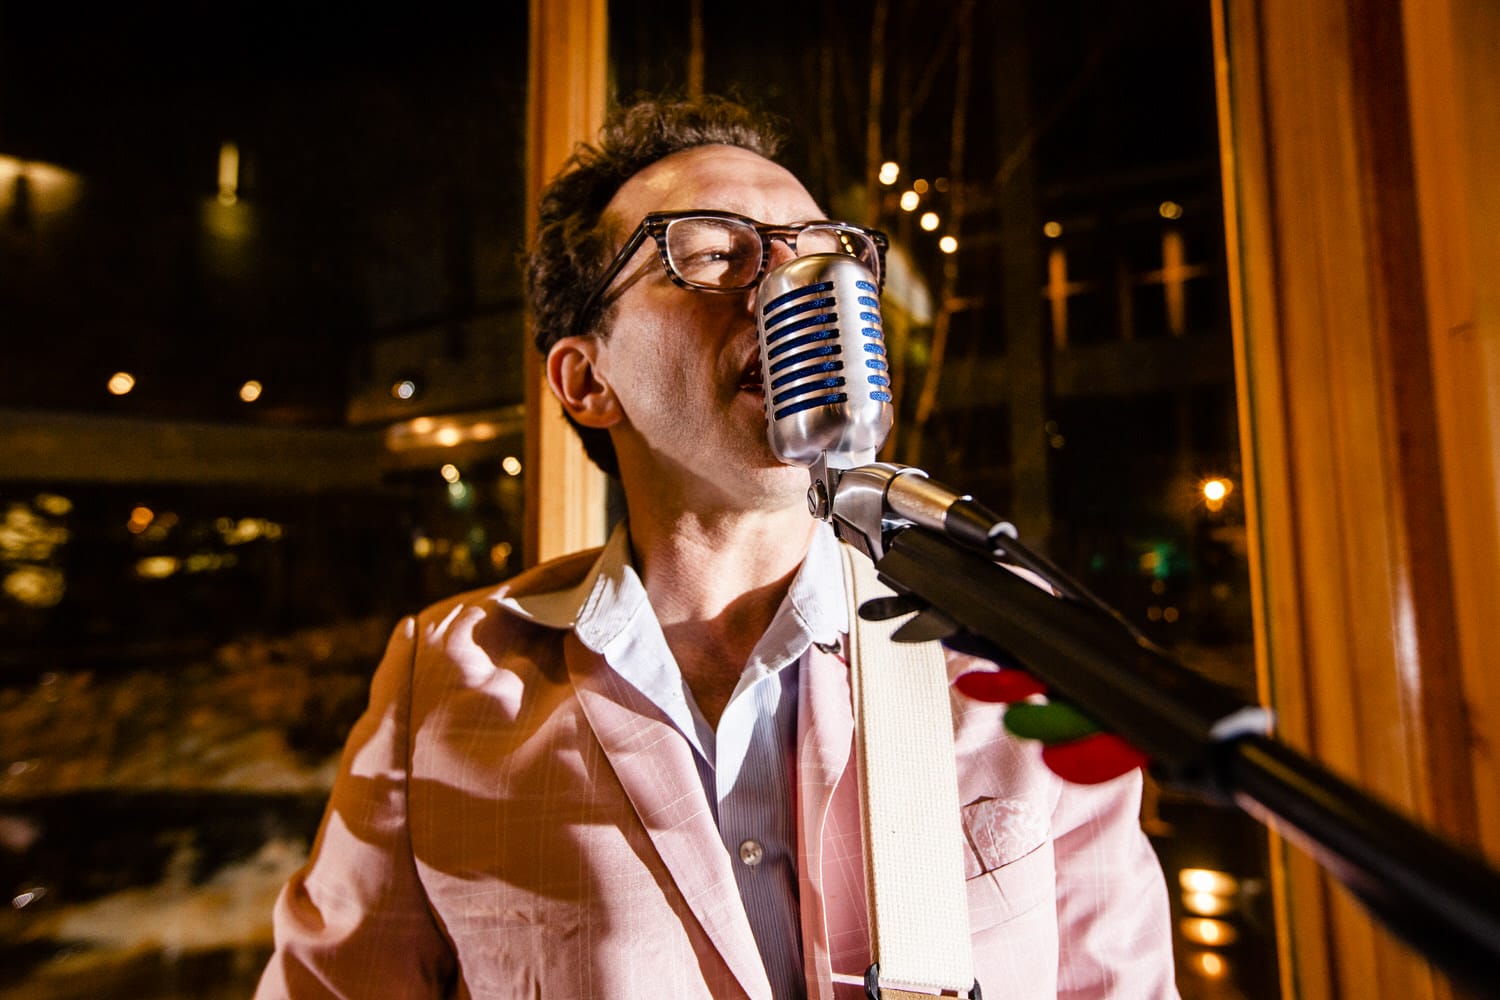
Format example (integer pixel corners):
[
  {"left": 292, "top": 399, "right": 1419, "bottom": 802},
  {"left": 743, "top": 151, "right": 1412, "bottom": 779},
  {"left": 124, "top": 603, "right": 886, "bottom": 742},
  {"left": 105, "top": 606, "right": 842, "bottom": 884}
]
[{"left": 839, "top": 542, "right": 979, "bottom": 999}]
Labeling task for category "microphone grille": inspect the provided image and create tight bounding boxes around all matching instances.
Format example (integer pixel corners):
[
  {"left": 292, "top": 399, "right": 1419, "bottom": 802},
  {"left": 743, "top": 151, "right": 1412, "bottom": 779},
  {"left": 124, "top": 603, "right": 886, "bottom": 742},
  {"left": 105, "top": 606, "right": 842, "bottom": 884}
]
[{"left": 755, "top": 254, "right": 892, "bottom": 468}]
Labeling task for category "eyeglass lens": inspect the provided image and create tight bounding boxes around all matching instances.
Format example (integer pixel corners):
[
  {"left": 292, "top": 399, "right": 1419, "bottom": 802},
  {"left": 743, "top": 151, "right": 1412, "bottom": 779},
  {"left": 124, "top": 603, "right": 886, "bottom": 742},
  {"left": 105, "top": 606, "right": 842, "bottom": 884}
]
[{"left": 663, "top": 217, "right": 877, "bottom": 290}]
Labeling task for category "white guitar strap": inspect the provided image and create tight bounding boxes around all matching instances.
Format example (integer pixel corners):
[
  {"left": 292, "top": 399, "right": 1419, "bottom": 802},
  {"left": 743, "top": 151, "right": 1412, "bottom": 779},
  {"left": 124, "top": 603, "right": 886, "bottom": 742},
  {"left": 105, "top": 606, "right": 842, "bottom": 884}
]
[{"left": 839, "top": 542, "right": 977, "bottom": 998}]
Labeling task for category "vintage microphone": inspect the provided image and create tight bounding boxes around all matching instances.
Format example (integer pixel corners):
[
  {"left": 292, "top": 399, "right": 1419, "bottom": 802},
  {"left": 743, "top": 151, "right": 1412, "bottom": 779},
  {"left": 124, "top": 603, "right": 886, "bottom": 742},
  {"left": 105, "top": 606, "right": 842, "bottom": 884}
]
[
  {"left": 755, "top": 253, "right": 1033, "bottom": 565},
  {"left": 753, "top": 252, "right": 1500, "bottom": 997}
]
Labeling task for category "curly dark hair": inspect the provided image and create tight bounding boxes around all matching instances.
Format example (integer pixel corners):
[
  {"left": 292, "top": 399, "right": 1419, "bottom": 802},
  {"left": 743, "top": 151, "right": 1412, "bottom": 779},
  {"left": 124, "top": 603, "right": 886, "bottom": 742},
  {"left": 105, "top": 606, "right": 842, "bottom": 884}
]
[{"left": 524, "top": 95, "right": 787, "bottom": 478}]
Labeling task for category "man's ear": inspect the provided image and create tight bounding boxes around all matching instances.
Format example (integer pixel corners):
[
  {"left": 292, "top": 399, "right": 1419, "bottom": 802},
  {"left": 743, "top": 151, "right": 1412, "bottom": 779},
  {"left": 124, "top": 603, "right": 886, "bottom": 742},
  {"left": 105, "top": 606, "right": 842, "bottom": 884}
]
[{"left": 546, "top": 336, "right": 620, "bottom": 429}]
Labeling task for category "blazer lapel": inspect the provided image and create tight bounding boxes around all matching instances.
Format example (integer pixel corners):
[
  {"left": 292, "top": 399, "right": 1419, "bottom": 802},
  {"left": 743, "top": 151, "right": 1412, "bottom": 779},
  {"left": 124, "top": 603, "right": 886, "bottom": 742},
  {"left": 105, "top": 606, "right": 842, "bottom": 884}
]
[
  {"left": 566, "top": 635, "right": 772, "bottom": 1000},
  {"left": 797, "top": 643, "right": 864, "bottom": 1000}
]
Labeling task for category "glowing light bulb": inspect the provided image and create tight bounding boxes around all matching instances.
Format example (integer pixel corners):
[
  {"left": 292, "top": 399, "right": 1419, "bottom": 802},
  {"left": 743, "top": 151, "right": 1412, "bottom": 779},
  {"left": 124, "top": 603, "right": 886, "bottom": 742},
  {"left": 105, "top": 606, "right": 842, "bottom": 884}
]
[{"left": 1178, "top": 868, "right": 1239, "bottom": 895}]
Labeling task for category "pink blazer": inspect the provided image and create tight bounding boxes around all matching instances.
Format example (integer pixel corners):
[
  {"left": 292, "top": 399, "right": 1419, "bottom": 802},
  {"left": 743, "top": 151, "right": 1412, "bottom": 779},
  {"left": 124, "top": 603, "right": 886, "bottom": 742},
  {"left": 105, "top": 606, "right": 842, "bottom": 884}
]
[{"left": 256, "top": 550, "right": 1177, "bottom": 999}]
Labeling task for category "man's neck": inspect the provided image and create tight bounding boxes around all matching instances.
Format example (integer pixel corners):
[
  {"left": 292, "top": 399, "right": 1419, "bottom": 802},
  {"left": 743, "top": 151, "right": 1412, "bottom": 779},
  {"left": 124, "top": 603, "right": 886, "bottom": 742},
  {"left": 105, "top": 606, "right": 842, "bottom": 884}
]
[{"left": 628, "top": 504, "right": 817, "bottom": 728}]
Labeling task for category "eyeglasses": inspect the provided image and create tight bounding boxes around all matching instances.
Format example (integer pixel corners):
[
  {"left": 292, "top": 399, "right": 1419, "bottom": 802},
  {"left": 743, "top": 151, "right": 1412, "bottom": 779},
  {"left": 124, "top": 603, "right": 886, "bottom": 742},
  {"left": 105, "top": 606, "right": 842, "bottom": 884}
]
[{"left": 572, "top": 210, "right": 889, "bottom": 337}]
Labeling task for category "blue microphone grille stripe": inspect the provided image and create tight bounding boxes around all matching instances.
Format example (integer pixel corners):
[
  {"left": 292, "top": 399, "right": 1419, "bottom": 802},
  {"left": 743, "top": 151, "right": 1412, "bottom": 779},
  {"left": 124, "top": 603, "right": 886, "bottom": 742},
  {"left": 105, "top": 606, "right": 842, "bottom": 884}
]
[
  {"left": 855, "top": 279, "right": 877, "bottom": 292},
  {"left": 771, "top": 360, "right": 843, "bottom": 389},
  {"left": 774, "top": 393, "right": 848, "bottom": 419},
  {"left": 769, "top": 344, "right": 840, "bottom": 375},
  {"left": 764, "top": 311, "right": 837, "bottom": 344},
  {"left": 867, "top": 375, "right": 891, "bottom": 388},
  {"left": 866, "top": 358, "right": 888, "bottom": 370},
  {"left": 763, "top": 281, "right": 834, "bottom": 313},
  {"left": 765, "top": 296, "right": 835, "bottom": 327},
  {"left": 863, "top": 342, "right": 885, "bottom": 353},
  {"left": 869, "top": 391, "right": 892, "bottom": 402},
  {"left": 859, "top": 311, "right": 881, "bottom": 323},
  {"left": 767, "top": 329, "right": 837, "bottom": 360},
  {"left": 857, "top": 296, "right": 879, "bottom": 307},
  {"left": 773, "top": 377, "right": 845, "bottom": 406}
]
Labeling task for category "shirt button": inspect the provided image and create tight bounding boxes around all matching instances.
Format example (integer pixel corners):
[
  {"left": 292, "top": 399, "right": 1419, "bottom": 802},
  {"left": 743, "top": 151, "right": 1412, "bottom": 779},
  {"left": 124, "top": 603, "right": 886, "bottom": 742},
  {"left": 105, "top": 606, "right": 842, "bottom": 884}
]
[{"left": 738, "top": 839, "right": 764, "bottom": 867}]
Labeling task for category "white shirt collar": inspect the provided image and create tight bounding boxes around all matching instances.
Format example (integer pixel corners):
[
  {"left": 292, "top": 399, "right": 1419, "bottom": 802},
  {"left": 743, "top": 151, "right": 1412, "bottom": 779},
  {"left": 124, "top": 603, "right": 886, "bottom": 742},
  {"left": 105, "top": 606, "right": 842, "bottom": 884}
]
[
  {"left": 494, "top": 519, "right": 849, "bottom": 757},
  {"left": 496, "top": 518, "right": 848, "bottom": 649}
]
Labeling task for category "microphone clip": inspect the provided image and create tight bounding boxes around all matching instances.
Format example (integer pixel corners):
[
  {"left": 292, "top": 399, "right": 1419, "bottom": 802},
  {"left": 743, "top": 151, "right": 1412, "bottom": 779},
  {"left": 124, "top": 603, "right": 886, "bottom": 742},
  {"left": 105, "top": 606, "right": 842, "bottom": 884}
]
[{"left": 806, "top": 453, "right": 933, "bottom": 562}]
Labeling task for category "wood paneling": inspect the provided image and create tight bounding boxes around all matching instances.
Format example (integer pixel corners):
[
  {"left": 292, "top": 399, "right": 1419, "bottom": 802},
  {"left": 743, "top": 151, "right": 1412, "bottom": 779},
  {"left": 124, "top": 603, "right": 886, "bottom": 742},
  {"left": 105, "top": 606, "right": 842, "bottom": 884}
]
[{"left": 524, "top": 0, "right": 609, "bottom": 567}]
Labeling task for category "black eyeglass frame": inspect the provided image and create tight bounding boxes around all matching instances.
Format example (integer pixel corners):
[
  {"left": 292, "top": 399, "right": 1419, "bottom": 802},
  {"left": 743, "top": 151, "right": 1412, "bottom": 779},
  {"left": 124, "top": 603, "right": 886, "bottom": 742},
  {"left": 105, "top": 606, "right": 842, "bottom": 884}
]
[{"left": 571, "top": 210, "right": 889, "bottom": 338}]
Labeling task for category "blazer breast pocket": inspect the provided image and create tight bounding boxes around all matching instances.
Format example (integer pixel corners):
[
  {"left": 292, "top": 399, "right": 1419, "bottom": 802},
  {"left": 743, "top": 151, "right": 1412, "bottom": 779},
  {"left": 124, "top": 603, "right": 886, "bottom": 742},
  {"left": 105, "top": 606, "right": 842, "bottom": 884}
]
[{"left": 960, "top": 795, "right": 1055, "bottom": 932}]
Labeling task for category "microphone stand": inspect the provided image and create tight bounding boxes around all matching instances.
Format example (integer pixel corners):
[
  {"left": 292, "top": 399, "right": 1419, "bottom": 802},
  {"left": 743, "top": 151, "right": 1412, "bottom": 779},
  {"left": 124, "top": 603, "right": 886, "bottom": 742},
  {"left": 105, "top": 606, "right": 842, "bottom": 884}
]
[{"left": 808, "top": 458, "right": 1500, "bottom": 997}]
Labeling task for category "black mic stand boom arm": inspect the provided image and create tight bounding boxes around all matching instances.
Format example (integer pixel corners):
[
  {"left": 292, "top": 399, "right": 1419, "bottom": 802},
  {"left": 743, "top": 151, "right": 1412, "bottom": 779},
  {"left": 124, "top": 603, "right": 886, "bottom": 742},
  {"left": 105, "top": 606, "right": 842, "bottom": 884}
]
[{"left": 808, "top": 458, "right": 1500, "bottom": 998}]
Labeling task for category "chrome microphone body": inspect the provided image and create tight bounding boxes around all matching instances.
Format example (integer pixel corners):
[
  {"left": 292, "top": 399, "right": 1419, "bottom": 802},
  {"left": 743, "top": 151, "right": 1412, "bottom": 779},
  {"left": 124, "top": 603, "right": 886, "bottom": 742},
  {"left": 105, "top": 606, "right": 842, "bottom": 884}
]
[{"left": 754, "top": 254, "right": 893, "bottom": 470}]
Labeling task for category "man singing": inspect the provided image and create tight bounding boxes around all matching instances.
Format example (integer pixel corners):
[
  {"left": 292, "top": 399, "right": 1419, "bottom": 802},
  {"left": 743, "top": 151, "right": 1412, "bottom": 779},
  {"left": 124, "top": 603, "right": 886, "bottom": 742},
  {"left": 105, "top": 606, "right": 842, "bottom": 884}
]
[{"left": 255, "top": 94, "right": 1178, "bottom": 999}]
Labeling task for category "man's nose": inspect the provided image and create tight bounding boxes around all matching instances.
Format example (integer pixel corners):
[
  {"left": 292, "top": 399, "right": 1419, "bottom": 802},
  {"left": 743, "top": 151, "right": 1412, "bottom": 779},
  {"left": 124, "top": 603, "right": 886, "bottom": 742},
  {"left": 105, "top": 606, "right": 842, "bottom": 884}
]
[
  {"left": 766, "top": 237, "right": 798, "bottom": 269},
  {"left": 745, "top": 239, "right": 799, "bottom": 314}
]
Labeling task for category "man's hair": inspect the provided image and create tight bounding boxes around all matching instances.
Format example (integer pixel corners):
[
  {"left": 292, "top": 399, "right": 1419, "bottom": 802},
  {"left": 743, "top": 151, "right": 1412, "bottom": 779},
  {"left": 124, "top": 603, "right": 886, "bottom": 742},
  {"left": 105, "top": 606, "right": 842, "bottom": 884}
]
[{"left": 524, "top": 95, "right": 786, "bottom": 478}]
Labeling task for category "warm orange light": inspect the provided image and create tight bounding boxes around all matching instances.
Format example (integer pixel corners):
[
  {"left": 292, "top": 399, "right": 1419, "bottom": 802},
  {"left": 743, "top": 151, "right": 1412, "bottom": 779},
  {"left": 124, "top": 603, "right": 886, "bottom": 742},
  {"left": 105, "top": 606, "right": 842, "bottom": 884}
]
[
  {"left": 135, "top": 556, "right": 181, "bottom": 580},
  {"left": 440, "top": 463, "right": 461, "bottom": 484},
  {"left": 1183, "top": 891, "right": 1234, "bottom": 917},
  {"left": 108, "top": 372, "right": 136, "bottom": 396},
  {"left": 1180, "top": 918, "right": 1238, "bottom": 946},
  {"left": 239, "top": 380, "right": 262, "bottom": 402},
  {"left": 919, "top": 212, "right": 940, "bottom": 232},
  {"left": 502, "top": 456, "right": 523, "bottom": 477},
  {"left": 1202, "top": 478, "right": 1233, "bottom": 512},
  {"left": 1043, "top": 221, "right": 1063, "bottom": 239},
  {"left": 1159, "top": 199, "right": 1184, "bottom": 220},
  {"left": 435, "top": 427, "right": 462, "bottom": 447},
  {"left": 218, "top": 142, "right": 240, "bottom": 205},
  {"left": 1194, "top": 952, "right": 1227, "bottom": 978},
  {"left": 878, "top": 162, "right": 900, "bottom": 186},
  {"left": 899, "top": 191, "right": 920, "bottom": 212},
  {"left": 1179, "top": 868, "right": 1239, "bottom": 895},
  {"left": 127, "top": 506, "right": 154, "bottom": 534},
  {"left": 913, "top": 178, "right": 929, "bottom": 194},
  {"left": 938, "top": 236, "right": 958, "bottom": 254}
]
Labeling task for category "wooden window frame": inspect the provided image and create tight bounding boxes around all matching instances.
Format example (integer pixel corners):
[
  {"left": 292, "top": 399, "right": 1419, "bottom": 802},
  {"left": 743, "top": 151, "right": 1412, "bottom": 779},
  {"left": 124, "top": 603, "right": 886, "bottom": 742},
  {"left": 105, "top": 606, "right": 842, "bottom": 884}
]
[{"left": 1214, "top": 0, "right": 1500, "bottom": 995}]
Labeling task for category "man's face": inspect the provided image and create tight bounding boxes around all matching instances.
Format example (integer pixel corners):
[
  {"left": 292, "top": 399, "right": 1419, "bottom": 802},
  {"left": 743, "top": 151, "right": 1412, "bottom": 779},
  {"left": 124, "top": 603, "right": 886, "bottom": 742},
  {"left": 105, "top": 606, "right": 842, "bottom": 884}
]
[{"left": 586, "top": 144, "right": 825, "bottom": 509}]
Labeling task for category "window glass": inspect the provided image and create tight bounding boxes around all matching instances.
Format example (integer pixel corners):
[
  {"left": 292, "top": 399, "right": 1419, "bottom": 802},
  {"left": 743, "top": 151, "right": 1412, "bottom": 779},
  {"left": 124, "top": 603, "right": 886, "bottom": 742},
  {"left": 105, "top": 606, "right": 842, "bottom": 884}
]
[
  {"left": 610, "top": 1, "right": 1276, "bottom": 995},
  {"left": 1, "top": 4, "right": 529, "bottom": 994}
]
